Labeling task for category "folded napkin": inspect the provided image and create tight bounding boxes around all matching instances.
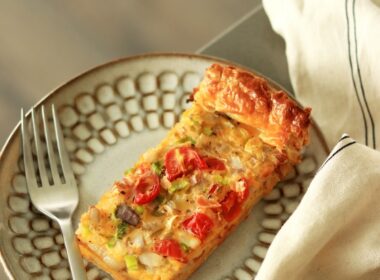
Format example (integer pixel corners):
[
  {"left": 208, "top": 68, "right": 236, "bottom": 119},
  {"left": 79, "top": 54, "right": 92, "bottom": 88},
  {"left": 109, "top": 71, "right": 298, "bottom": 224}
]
[
  {"left": 263, "top": 0, "right": 380, "bottom": 150},
  {"left": 254, "top": 1, "right": 380, "bottom": 278},
  {"left": 256, "top": 136, "right": 380, "bottom": 279}
]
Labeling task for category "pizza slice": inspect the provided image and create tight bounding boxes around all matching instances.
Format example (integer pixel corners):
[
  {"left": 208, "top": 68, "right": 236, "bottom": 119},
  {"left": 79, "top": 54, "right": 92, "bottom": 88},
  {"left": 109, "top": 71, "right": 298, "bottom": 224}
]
[{"left": 76, "top": 64, "right": 311, "bottom": 280}]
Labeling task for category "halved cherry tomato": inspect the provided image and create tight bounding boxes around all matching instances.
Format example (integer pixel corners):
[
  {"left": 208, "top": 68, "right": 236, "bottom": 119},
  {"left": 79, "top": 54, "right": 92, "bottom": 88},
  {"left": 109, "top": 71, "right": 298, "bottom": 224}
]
[
  {"left": 220, "top": 191, "right": 237, "bottom": 213},
  {"left": 232, "top": 178, "right": 249, "bottom": 202},
  {"left": 220, "top": 191, "right": 241, "bottom": 222},
  {"left": 222, "top": 204, "right": 241, "bottom": 222},
  {"left": 164, "top": 147, "right": 207, "bottom": 181},
  {"left": 164, "top": 148, "right": 183, "bottom": 181},
  {"left": 203, "top": 157, "right": 226, "bottom": 171},
  {"left": 182, "top": 213, "right": 213, "bottom": 241},
  {"left": 180, "top": 147, "right": 207, "bottom": 173},
  {"left": 133, "top": 167, "right": 160, "bottom": 205},
  {"left": 154, "top": 239, "right": 187, "bottom": 263}
]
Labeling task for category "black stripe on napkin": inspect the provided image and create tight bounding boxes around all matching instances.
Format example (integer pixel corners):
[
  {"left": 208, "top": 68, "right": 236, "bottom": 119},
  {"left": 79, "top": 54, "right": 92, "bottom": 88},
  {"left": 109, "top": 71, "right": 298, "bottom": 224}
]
[
  {"left": 339, "top": 134, "right": 350, "bottom": 142},
  {"left": 345, "top": 0, "right": 376, "bottom": 148},
  {"left": 352, "top": 0, "right": 376, "bottom": 149},
  {"left": 345, "top": 0, "right": 368, "bottom": 146},
  {"left": 318, "top": 138, "right": 356, "bottom": 171}
]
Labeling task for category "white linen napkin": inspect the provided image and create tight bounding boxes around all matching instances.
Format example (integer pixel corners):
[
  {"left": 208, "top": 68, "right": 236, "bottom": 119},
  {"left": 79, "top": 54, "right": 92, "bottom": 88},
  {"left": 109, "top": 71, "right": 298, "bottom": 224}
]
[
  {"left": 263, "top": 0, "right": 380, "bottom": 150},
  {"left": 254, "top": 0, "right": 380, "bottom": 279},
  {"left": 256, "top": 136, "right": 380, "bottom": 279}
]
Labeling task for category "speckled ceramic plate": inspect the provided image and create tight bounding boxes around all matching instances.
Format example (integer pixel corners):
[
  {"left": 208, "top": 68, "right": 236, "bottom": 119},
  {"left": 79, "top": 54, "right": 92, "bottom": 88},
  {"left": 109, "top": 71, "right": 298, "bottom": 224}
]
[{"left": 0, "top": 53, "right": 329, "bottom": 280}]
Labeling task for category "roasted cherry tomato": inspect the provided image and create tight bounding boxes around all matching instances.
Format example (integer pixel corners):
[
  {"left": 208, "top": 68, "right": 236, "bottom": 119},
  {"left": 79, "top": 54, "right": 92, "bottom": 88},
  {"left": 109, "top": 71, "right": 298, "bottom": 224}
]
[
  {"left": 133, "top": 167, "right": 160, "bottom": 205},
  {"left": 222, "top": 204, "right": 241, "bottom": 222},
  {"left": 220, "top": 191, "right": 241, "bottom": 222},
  {"left": 220, "top": 191, "right": 237, "bottom": 213},
  {"left": 182, "top": 213, "right": 213, "bottom": 241},
  {"left": 164, "top": 148, "right": 183, "bottom": 181},
  {"left": 154, "top": 239, "right": 187, "bottom": 263},
  {"left": 203, "top": 157, "right": 226, "bottom": 171},
  {"left": 233, "top": 178, "right": 249, "bottom": 202},
  {"left": 164, "top": 147, "right": 207, "bottom": 181}
]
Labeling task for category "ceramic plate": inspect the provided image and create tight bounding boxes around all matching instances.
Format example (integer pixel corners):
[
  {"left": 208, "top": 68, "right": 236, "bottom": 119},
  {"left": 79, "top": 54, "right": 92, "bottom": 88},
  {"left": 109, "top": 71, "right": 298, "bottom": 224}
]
[{"left": 0, "top": 53, "right": 329, "bottom": 280}]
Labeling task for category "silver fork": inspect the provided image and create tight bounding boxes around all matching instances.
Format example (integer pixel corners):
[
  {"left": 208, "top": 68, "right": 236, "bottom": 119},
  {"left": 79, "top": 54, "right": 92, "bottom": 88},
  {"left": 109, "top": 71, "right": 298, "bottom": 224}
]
[{"left": 21, "top": 105, "right": 87, "bottom": 280}]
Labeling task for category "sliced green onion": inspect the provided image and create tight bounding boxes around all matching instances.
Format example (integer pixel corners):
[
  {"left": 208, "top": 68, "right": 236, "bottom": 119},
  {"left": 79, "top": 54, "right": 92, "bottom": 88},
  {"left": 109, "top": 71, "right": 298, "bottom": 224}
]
[
  {"left": 107, "top": 237, "right": 117, "bottom": 248},
  {"left": 214, "top": 175, "right": 229, "bottom": 186},
  {"left": 190, "top": 117, "right": 200, "bottom": 126},
  {"left": 116, "top": 222, "right": 128, "bottom": 239},
  {"left": 169, "top": 178, "right": 190, "bottom": 194},
  {"left": 134, "top": 205, "right": 144, "bottom": 215},
  {"left": 203, "top": 127, "right": 213, "bottom": 136},
  {"left": 124, "top": 168, "right": 134, "bottom": 176},
  {"left": 177, "top": 136, "right": 196, "bottom": 145},
  {"left": 125, "top": 255, "right": 139, "bottom": 271},
  {"left": 180, "top": 243, "right": 190, "bottom": 253},
  {"left": 151, "top": 161, "right": 163, "bottom": 176}
]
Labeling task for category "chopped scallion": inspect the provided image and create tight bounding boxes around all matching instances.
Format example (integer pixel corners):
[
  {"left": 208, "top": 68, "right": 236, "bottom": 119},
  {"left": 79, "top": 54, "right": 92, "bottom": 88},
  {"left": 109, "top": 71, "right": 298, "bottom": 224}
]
[
  {"left": 151, "top": 161, "right": 164, "bottom": 176},
  {"left": 124, "top": 168, "right": 134, "bottom": 176},
  {"left": 107, "top": 237, "right": 117, "bottom": 248},
  {"left": 116, "top": 221, "right": 128, "bottom": 239},
  {"left": 177, "top": 136, "right": 196, "bottom": 145},
  {"left": 190, "top": 116, "right": 200, "bottom": 126},
  {"left": 180, "top": 242, "right": 190, "bottom": 253},
  {"left": 124, "top": 255, "right": 139, "bottom": 271},
  {"left": 203, "top": 127, "right": 213, "bottom": 136},
  {"left": 214, "top": 175, "right": 229, "bottom": 186},
  {"left": 134, "top": 205, "right": 144, "bottom": 215},
  {"left": 169, "top": 178, "right": 190, "bottom": 194}
]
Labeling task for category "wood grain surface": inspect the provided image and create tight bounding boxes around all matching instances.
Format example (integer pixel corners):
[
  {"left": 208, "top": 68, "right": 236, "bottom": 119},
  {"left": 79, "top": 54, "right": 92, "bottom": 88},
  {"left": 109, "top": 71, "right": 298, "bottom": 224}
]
[{"left": 0, "top": 0, "right": 253, "bottom": 146}]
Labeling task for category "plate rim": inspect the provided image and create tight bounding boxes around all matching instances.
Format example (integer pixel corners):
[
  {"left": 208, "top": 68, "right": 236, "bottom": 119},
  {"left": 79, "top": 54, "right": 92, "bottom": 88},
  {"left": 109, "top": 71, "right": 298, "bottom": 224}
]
[{"left": 0, "top": 52, "right": 330, "bottom": 279}]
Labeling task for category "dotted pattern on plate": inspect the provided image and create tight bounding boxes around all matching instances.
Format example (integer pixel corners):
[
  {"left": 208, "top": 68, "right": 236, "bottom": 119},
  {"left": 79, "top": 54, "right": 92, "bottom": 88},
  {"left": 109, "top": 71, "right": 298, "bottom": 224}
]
[
  {"left": 6, "top": 69, "right": 318, "bottom": 280},
  {"left": 231, "top": 156, "right": 317, "bottom": 280}
]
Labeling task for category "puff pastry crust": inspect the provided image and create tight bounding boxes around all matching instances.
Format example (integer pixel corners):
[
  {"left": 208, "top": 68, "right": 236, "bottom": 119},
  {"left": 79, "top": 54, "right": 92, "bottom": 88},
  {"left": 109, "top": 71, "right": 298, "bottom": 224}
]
[{"left": 193, "top": 64, "right": 310, "bottom": 154}]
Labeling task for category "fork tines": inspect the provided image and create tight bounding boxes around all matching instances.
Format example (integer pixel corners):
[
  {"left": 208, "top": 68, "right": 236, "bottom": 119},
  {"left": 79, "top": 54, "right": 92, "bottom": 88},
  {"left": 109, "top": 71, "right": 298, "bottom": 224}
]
[{"left": 21, "top": 105, "right": 75, "bottom": 188}]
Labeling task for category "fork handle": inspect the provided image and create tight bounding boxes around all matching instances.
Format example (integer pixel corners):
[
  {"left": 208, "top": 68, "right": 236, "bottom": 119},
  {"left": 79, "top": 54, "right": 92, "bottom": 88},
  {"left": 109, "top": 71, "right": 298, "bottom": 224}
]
[{"left": 59, "top": 218, "right": 88, "bottom": 280}]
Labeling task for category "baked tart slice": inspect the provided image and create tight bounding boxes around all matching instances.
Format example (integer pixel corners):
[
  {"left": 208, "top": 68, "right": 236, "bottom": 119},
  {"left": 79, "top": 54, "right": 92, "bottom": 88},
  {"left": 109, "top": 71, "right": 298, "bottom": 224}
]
[{"left": 76, "top": 64, "right": 311, "bottom": 280}]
